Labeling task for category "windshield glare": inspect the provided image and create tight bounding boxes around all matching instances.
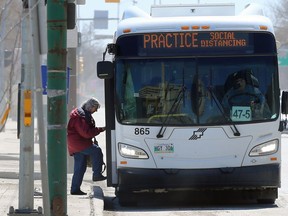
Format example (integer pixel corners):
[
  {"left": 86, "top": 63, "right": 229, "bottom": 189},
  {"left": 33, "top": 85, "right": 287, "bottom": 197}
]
[{"left": 116, "top": 57, "right": 278, "bottom": 125}]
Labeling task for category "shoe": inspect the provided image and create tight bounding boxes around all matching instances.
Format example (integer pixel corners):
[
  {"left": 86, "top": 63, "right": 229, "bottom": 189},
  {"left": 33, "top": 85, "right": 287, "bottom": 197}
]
[
  {"left": 71, "top": 190, "right": 87, "bottom": 195},
  {"left": 92, "top": 174, "right": 107, "bottom": 181}
]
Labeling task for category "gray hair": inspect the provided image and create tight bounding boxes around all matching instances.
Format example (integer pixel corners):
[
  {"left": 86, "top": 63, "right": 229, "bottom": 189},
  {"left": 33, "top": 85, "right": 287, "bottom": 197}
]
[{"left": 81, "top": 97, "right": 100, "bottom": 112}]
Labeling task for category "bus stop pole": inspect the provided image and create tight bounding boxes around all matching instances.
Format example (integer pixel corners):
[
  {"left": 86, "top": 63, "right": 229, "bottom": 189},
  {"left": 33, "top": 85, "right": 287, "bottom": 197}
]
[
  {"left": 18, "top": 1, "right": 35, "bottom": 211},
  {"left": 28, "top": 0, "right": 50, "bottom": 215}
]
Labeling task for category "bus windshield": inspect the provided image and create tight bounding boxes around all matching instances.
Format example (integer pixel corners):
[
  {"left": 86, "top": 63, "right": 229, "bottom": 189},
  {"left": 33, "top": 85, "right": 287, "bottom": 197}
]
[{"left": 115, "top": 56, "right": 279, "bottom": 125}]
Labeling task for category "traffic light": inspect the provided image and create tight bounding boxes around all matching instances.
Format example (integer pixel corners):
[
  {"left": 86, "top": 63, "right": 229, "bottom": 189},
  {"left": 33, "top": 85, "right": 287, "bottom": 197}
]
[{"left": 67, "top": 2, "right": 76, "bottom": 29}]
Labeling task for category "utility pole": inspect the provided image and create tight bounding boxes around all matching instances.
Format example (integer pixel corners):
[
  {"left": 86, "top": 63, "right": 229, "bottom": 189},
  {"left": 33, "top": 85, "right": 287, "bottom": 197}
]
[
  {"left": 8, "top": 0, "right": 43, "bottom": 215},
  {"left": 18, "top": 0, "right": 34, "bottom": 212},
  {"left": 47, "top": 0, "right": 67, "bottom": 215},
  {"left": 28, "top": 0, "right": 50, "bottom": 215}
]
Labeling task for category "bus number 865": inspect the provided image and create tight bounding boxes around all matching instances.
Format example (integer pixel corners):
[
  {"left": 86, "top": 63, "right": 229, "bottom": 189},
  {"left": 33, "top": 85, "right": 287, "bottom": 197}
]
[{"left": 134, "top": 128, "right": 150, "bottom": 135}]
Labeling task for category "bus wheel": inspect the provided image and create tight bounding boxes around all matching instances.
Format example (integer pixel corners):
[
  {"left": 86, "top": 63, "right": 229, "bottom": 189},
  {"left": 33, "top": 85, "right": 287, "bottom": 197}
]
[
  {"left": 257, "top": 199, "right": 275, "bottom": 204},
  {"left": 118, "top": 199, "right": 137, "bottom": 207},
  {"left": 117, "top": 192, "right": 138, "bottom": 207},
  {"left": 119, "top": 198, "right": 137, "bottom": 207}
]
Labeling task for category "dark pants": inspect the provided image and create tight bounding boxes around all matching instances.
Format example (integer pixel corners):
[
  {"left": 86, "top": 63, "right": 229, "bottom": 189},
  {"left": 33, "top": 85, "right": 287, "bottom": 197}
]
[{"left": 71, "top": 144, "right": 103, "bottom": 192}]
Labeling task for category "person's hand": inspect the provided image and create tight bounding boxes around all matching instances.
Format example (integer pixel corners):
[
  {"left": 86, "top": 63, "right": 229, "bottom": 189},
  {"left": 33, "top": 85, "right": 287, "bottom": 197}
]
[{"left": 100, "top": 127, "right": 106, "bottom": 132}]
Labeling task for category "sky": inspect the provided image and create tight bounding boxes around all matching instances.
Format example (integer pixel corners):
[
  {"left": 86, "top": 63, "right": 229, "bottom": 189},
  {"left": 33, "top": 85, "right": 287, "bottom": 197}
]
[{"left": 76, "top": 0, "right": 278, "bottom": 34}]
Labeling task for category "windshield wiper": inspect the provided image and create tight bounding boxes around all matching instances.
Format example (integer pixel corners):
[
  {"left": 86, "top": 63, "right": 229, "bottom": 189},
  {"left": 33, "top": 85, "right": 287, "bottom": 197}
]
[
  {"left": 156, "top": 86, "right": 186, "bottom": 138},
  {"left": 207, "top": 86, "right": 240, "bottom": 136}
]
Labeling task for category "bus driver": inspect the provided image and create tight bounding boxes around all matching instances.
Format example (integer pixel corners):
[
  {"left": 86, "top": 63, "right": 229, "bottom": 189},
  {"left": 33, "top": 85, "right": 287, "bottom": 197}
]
[{"left": 222, "top": 69, "right": 266, "bottom": 120}]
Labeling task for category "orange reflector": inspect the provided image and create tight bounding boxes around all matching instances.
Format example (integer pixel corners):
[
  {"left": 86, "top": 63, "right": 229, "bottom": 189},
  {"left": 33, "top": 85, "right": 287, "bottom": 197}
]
[
  {"left": 123, "top": 28, "right": 131, "bottom": 33},
  {"left": 270, "top": 157, "right": 277, "bottom": 161},
  {"left": 24, "top": 90, "right": 32, "bottom": 127},
  {"left": 192, "top": 26, "right": 200, "bottom": 30},
  {"left": 259, "top": 25, "right": 268, "bottom": 30},
  {"left": 201, "top": 25, "right": 210, "bottom": 30},
  {"left": 120, "top": 161, "right": 127, "bottom": 165},
  {"left": 181, "top": 26, "right": 190, "bottom": 30}
]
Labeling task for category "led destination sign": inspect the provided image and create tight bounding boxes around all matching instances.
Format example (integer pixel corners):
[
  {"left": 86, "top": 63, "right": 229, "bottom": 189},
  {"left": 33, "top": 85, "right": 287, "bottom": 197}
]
[
  {"left": 143, "top": 32, "right": 247, "bottom": 49},
  {"left": 116, "top": 31, "right": 276, "bottom": 56}
]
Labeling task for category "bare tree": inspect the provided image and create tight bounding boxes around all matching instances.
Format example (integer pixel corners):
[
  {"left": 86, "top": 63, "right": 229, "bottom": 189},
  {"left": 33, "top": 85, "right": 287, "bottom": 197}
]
[
  {"left": 0, "top": 1, "right": 22, "bottom": 131},
  {"left": 271, "top": 0, "right": 288, "bottom": 46}
]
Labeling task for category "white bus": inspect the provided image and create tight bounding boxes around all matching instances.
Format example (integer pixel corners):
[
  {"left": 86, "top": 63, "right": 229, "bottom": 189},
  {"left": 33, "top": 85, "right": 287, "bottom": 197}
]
[{"left": 97, "top": 4, "right": 288, "bottom": 205}]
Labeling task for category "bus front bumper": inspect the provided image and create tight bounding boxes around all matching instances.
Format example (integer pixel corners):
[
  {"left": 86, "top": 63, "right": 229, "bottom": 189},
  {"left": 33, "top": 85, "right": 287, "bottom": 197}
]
[{"left": 117, "top": 164, "right": 280, "bottom": 192}]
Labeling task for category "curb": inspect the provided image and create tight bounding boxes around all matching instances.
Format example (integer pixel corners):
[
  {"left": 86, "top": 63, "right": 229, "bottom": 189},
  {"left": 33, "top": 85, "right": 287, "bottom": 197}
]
[
  {"left": 92, "top": 186, "right": 104, "bottom": 216},
  {"left": 0, "top": 172, "right": 42, "bottom": 180}
]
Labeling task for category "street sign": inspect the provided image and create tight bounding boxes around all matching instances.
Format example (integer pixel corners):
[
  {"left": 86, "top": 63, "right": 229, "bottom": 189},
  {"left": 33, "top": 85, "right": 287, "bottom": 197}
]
[
  {"left": 41, "top": 65, "right": 47, "bottom": 95},
  {"left": 94, "top": 10, "right": 108, "bottom": 29},
  {"left": 105, "top": 0, "right": 120, "bottom": 2},
  {"left": 76, "top": 0, "right": 86, "bottom": 4},
  {"left": 278, "top": 49, "right": 288, "bottom": 66},
  {"left": 67, "top": 27, "right": 78, "bottom": 48}
]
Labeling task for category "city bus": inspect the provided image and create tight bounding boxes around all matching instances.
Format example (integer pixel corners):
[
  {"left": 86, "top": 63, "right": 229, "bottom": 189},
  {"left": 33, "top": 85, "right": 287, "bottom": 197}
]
[{"left": 97, "top": 4, "right": 288, "bottom": 205}]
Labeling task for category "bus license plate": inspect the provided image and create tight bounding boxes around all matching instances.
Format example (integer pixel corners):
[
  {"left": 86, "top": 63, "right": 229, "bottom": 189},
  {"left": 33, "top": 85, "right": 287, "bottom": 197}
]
[{"left": 154, "top": 143, "right": 174, "bottom": 153}]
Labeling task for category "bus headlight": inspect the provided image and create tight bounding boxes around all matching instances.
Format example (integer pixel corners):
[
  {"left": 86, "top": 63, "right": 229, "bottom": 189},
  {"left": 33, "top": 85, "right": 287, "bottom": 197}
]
[
  {"left": 249, "top": 139, "right": 279, "bottom": 156},
  {"left": 118, "top": 143, "right": 149, "bottom": 159}
]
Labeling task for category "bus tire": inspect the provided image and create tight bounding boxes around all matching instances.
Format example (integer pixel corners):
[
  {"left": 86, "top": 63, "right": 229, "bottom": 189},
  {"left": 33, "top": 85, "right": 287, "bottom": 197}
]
[
  {"left": 257, "top": 198, "right": 275, "bottom": 204},
  {"left": 119, "top": 199, "right": 137, "bottom": 207},
  {"left": 117, "top": 191, "right": 138, "bottom": 207}
]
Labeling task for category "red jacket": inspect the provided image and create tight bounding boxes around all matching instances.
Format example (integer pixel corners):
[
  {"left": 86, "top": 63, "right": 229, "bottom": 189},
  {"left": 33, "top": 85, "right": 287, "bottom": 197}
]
[{"left": 67, "top": 108, "right": 104, "bottom": 156}]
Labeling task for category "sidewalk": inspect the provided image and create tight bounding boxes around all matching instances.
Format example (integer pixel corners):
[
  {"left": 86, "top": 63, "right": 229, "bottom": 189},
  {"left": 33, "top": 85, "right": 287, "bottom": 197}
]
[{"left": 0, "top": 119, "right": 104, "bottom": 215}]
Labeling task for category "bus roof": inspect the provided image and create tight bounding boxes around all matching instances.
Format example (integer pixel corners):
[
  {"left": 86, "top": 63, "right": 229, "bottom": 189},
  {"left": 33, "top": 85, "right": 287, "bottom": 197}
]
[
  {"left": 150, "top": 3, "right": 235, "bottom": 17},
  {"left": 115, "top": 6, "right": 274, "bottom": 39}
]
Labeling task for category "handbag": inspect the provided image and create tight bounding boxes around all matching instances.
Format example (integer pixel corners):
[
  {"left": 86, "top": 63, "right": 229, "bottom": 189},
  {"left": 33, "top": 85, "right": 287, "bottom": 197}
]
[{"left": 90, "top": 137, "right": 106, "bottom": 174}]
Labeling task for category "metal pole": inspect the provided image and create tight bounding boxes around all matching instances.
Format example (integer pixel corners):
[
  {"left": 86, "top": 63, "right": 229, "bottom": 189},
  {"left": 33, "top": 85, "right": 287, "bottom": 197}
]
[
  {"left": 67, "top": 47, "right": 77, "bottom": 173},
  {"left": 18, "top": 1, "right": 35, "bottom": 211},
  {"left": 47, "top": 0, "right": 67, "bottom": 215},
  {"left": 28, "top": 0, "right": 50, "bottom": 215}
]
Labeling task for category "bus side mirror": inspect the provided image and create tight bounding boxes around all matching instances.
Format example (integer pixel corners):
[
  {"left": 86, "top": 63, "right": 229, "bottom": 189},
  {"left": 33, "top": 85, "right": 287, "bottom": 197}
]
[
  {"left": 282, "top": 91, "right": 288, "bottom": 114},
  {"left": 280, "top": 91, "right": 288, "bottom": 132},
  {"left": 97, "top": 61, "right": 114, "bottom": 79}
]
